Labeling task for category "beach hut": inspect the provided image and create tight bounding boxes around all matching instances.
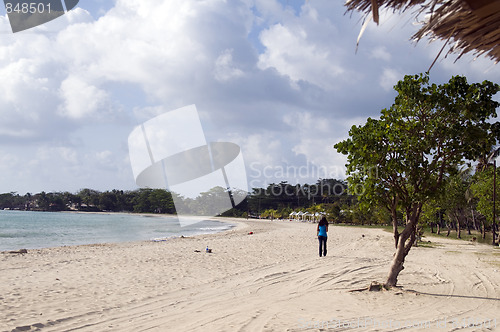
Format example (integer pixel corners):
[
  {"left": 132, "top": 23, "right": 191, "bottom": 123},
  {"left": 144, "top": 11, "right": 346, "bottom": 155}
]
[
  {"left": 304, "top": 212, "right": 314, "bottom": 222},
  {"left": 288, "top": 211, "right": 297, "bottom": 221},
  {"left": 313, "top": 212, "right": 323, "bottom": 223},
  {"left": 296, "top": 211, "right": 305, "bottom": 221},
  {"left": 345, "top": 0, "right": 500, "bottom": 64}
]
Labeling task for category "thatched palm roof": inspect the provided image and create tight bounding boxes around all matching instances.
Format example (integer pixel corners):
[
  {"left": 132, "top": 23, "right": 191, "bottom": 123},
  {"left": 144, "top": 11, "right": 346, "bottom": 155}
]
[{"left": 345, "top": 0, "right": 500, "bottom": 63}]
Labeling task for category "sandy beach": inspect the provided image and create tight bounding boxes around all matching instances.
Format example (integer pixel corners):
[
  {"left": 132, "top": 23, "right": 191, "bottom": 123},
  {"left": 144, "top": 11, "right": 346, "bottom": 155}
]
[{"left": 1, "top": 218, "right": 499, "bottom": 332}]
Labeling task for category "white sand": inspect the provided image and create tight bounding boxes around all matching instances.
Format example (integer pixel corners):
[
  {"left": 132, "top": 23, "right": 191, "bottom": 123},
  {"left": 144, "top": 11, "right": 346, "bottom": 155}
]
[{"left": 1, "top": 219, "right": 499, "bottom": 331}]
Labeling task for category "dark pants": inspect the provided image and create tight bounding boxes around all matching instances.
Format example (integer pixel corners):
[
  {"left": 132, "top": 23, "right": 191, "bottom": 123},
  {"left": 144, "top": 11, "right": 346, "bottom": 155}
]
[{"left": 318, "top": 236, "right": 327, "bottom": 257}]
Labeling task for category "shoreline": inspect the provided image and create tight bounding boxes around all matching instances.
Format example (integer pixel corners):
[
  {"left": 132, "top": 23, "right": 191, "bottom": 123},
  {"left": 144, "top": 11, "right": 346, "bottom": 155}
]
[
  {"left": 1, "top": 218, "right": 499, "bottom": 331},
  {"left": 0, "top": 211, "right": 244, "bottom": 253}
]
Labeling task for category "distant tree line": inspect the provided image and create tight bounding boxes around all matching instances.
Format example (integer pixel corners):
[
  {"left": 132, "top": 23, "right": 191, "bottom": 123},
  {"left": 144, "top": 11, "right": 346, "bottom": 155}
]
[
  {"left": 0, "top": 179, "right": 352, "bottom": 217},
  {"left": 0, "top": 189, "right": 175, "bottom": 214},
  {"left": 1, "top": 171, "right": 498, "bottom": 242}
]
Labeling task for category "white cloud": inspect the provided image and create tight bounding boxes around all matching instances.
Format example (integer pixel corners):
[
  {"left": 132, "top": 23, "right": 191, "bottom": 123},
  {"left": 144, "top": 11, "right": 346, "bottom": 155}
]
[
  {"left": 37, "top": 146, "right": 79, "bottom": 164},
  {"left": 214, "top": 49, "right": 244, "bottom": 82},
  {"left": 0, "top": 59, "right": 62, "bottom": 140},
  {"left": 0, "top": 0, "right": 498, "bottom": 194},
  {"left": 258, "top": 23, "right": 343, "bottom": 90},
  {"left": 370, "top": 46, "right": 392, "bottom": 61},
  {"left": 231, "top": 132, "right": 283, "bottom": 168},
  {"left": 281, "top": 111, "right": 354, "bottom": 181},
  {"left": 0, "top": 151, "right": 19, "bottom": 172},
  {"left": 132, "top": 105, "right": 169, "bottom": 123},
  {"left": 380, "top": 68, "right": 403, "bottom": 92},
  {"left": 59, "top": 76, "right": 110, "bottom": 119},
  {"left": 91, "top": 150, "right": 119, "bottom": 172}
]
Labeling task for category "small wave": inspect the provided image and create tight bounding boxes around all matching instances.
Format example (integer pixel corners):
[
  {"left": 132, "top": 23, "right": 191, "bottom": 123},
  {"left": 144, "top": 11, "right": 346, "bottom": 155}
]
[
  {"left": 0, "top": 234, "right": 15, "bottom": 238},
  {"left": 198, "top": 226, "right": 231, "bottom": 231},
  {"left": 151, "top": 236, "right": 178, "bottom": 242}
]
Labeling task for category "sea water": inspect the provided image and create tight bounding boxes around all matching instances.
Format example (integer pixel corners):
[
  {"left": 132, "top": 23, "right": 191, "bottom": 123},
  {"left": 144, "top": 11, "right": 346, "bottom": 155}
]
[{"left": 0, "top": 210, "right": 233, "bottom": 251}]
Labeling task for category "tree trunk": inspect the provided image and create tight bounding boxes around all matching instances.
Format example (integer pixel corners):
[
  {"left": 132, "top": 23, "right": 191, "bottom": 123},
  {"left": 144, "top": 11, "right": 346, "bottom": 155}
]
[
  {"left": 391, "top": 207, "right": 399, "bottom": 249},
  {"left": 437, "top": 210, "right": 443, "bottom": 235},
  {"left": 466, "top": 216, "right": 471, "bottom": 235},
  {"left": 386, "top": 224, "right": 417, "bottom": 287},
  {"left": 386, "top": 230, "right": 410, "bottom": 287},
  {"left": 481, "top": 218, "right": 486, "bottom": 239},
  {"left": 494, "top": 223, "right": 499, "bottom": 244},
  {"left": 386, "top": 204, "right": 420, "bottom": 288},
  {"left": 454, "top": 210, "right": 462, "bottom": 239},
  {"left": 471, "top": 208, "right": 478, "bottom": 231}
]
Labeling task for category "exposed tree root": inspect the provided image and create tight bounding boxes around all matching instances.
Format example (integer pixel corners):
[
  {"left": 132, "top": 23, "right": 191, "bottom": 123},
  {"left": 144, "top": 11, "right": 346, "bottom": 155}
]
[{"left": 348, "top": 281, "right": 391, "bottom": 292}]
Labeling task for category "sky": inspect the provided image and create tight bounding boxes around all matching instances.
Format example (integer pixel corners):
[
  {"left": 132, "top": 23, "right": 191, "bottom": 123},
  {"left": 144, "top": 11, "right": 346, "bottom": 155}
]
[{"left": 0, "top": 0, "right": 499, "bottom": 195}]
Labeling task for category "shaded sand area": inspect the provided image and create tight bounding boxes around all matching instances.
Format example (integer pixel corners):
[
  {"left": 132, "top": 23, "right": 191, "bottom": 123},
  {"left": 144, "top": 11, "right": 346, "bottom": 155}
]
[{"left": 1, "top": 219, "right": 499, "bottom": 331}]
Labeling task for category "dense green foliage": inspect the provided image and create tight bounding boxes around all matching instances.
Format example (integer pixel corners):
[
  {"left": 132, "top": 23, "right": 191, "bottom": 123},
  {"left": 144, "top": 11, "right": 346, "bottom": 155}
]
[
  {"left": 0, "top": 179, "right": 352, "bottom": 218},
  {"left": 335, "top": 73, "right": 500, "bottom": 286},
  {"left": 336, "top": 74, "right": 499, "bottom": 228},
  {"left": 470, "top": 166, "right": 500, "bottom": 234},
  {"left": 0, "top": 189, "right": 175, "bottom": 214}
]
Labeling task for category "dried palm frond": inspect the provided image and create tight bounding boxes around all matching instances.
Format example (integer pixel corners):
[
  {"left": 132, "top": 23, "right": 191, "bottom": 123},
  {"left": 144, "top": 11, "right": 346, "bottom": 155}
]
[{"left": 345, "top": 0, "right": 500, "bottom": 63}]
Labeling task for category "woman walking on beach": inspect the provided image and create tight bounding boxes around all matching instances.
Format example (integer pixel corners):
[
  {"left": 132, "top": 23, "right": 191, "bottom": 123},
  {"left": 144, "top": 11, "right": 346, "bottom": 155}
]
[{"left": 317, "top": 217, "right": 328, "bottom": 257}]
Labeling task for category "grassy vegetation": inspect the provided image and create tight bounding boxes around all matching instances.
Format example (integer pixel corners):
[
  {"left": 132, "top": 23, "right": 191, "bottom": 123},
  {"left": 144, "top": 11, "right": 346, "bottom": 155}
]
[
  {"left": 333, "top": 223, "right": 394, "bottom": 232},
  {"left": 414, "top": 241, "right": 442, "bottom": 248},
  {"left": 333, "top": 223, "right": 498, "bottom": 247},
  {"left": 421, "top": 227, "right": 495, "bottom": 245}
]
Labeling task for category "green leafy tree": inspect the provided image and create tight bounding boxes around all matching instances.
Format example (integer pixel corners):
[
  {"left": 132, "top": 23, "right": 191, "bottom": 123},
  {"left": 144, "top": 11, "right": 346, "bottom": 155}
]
[
  {"left": 470, "top": 166, "right": 500, "bottom": 239},
  {"left": 148, "top": 189, "right": 175, "bottom": 214},
  {"left": 77, "top": 188, "right": 101, "bottom": 210},
  {"left": 419, "top": 197, "right": 441, "bottom": 234},
  {"left": 441, "top": 169, "right": 472, "bottom": 239},
  {"left": 0, "top": 192, "right": 22, "bottom": 209},
  {"left": 335, "top": 73, "right": 499, "bottom": 287},
  {"left": 261, "top": 208, "right": 278, "bottom": 219},
  {"left": 196, "top": 186, "right": 231, "bottom": 215},
  {"left": 36, "top": 191, "right": 50, "bottom": 211},
  {"left": 98, "top": 191, "right": 117, "bottom": 211},
  {"left": 133, "top": 189, "right": 153, "bottom": 213}
]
